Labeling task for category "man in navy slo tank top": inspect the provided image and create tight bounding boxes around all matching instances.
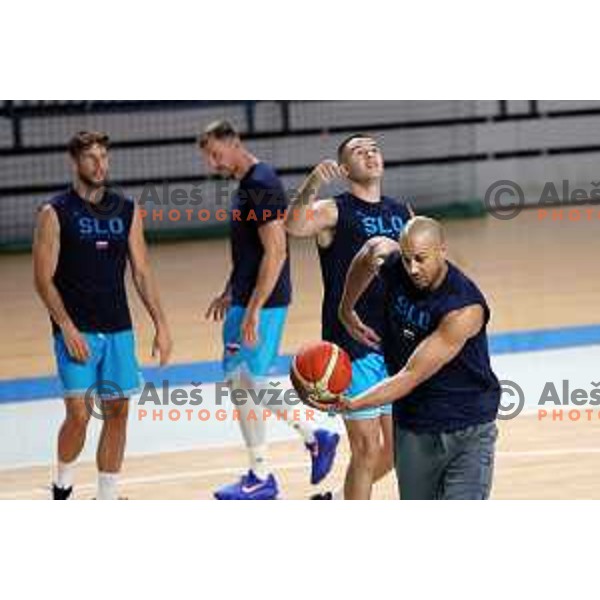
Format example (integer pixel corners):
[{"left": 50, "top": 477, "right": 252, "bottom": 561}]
[
  {"left": 286, "top": 134, "right": 412, "bottom": 500},
  {"left": 33, "top": 131, "right": 173, "bottom": 500},
  {"left": 198, "top": 120, "right": 339, "bottom": 500}
]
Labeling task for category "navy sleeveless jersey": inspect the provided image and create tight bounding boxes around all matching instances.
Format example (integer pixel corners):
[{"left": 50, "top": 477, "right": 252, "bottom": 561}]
[
  {"left": 48, "top": 188, "right": 135, "bottom": 334},
  {"left": 318, "top": 193, "right": 411, "bottom": 361},
  {"left": 229, "top": 162, "right": 291, "bottom": 308},
  {"left": 379, "top": 252, "right": 500, "bottom": 433}
]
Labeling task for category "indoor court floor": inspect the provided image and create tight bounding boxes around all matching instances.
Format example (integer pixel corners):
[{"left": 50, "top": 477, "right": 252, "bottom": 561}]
[{"left": 2, "top": 207, "right": 600, "bottom": 499}]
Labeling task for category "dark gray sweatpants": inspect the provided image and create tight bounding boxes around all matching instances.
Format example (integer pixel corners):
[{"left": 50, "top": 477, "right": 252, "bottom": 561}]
[{"left": 394, "top": 421, "right": 498, "bottom": 500}]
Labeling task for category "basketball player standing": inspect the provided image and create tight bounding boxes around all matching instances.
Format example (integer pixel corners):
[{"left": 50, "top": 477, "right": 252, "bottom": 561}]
[
  {"left": 33, "top": 131, "right": 172, "bottom": 500},
  {"left": 198, "top": 120, "right": 339, "bottom": 500},
  {"left": 285, "top": 134, "right": 412, "bottom": 499}
]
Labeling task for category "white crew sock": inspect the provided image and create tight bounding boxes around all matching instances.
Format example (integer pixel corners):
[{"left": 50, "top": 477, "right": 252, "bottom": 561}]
[
  {"left": 96, "top": 472, "right": 119, "bottom": 500},
  {"left": 332, "top": 487, "right": 344, "bottom": 500},
  {"left": 288, "top": 421, "right": 316, "bottom": 445},
  {"left": 55, "top": 460, "right": 75, "bottom": 489},
  {"left": 248, "top": 444, "right": 269, "bottom": 480},
  {"left": 254, "top": 377, "right": 317, "bottom": 445},
  {"left": 229, "top": 371, "right": 269, "bottom": 477}
]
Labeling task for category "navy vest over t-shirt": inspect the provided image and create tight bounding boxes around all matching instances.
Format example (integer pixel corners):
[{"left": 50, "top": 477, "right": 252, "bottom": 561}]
[
  {"left": 379, "top": 252, "right": 500, "bottom": 433},
  {"left": 318, "top": 192, "right": 411, "bottom": 361},
  {"left": 48, "top": 188, "right": 134, "bottom": 334}
]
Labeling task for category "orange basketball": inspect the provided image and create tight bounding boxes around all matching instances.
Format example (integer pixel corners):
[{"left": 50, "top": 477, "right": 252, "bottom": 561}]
[{"left": 290, "top": 341, "right": 352, "bottom": 405}]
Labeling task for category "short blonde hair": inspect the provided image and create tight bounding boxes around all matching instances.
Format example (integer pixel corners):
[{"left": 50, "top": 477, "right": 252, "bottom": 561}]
[{"left": 197, "top": 119, "right": 238, "bottom": 149}]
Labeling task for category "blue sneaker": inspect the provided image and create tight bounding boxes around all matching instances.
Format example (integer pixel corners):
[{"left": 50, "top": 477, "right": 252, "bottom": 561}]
[
  {"left": 214, "top": 470, "right": 279, "bottom": 500},
  {"left": 306, "top": 429, "right": 340, "bottom": 485}
]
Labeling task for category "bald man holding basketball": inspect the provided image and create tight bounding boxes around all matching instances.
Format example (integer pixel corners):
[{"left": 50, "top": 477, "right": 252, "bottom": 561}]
[{"left": 337, "top": 217, "right": 501, "bottom": 500}]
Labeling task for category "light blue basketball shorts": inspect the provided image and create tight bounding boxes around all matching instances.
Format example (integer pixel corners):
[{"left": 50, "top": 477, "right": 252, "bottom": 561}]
[
  {"left": 222, "top": 305, "right": 288, "bottom": 380},
  {"left": 53, "top": 329, "right": 143, "bottom": 399},
  {"left": 345, "top": 352, "right": 393, "bottom": 421}
]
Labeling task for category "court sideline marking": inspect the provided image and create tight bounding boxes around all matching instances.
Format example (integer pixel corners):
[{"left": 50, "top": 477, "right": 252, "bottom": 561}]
[
  {"left": 3, "top": 323, "right": 600, "bottom": 403},
  {"left": 3, "top": 447, "right": 600, "bottom": 499}
]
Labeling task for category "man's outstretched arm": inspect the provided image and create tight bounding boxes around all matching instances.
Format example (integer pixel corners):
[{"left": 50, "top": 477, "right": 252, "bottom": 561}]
[{"left": 345, "top": 304, "right": 485, "bottom": 410}]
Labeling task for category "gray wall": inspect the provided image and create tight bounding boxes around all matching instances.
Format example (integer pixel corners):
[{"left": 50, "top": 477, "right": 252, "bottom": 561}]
[{"left": 2, "top": 100, "right": 600, "bottom": 245}]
